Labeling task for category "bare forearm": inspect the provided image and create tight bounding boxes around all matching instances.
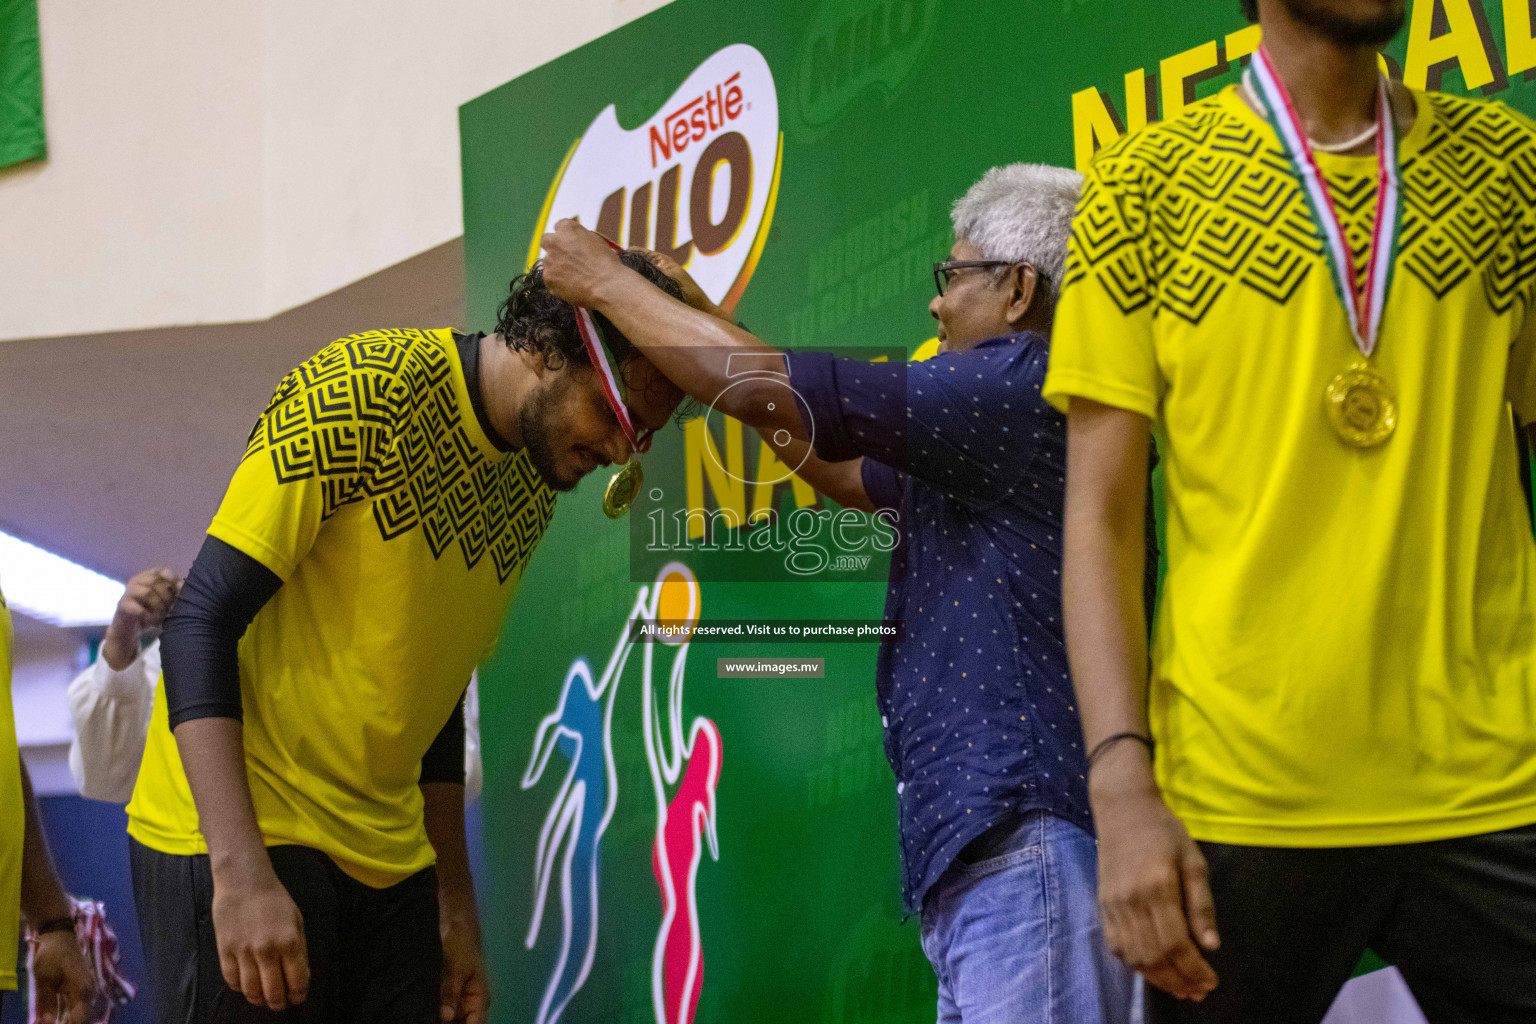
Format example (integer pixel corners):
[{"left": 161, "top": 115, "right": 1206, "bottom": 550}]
[
  {"left": 1061, "top": 408, "right": 1221, "bottom": 995},
  {"left": 99, "top": 621, "right": 141, "bottom": 673},
  {"left": 176, "top": 719, "right": 310, "bottom": 1011},
  {"left": 18, "top": 760, "right": 72, "bottom": 924},
  {"left": 173, "top": 717, "right": 272, "bottom": 882},
  {"left": 756, "top": 429, "right": 872, "bottom": 512},
  {"left": 591, "top": 270, "right": 807, "bottom": 437},
  {"left": 21, "top": 759, "right": 97, "bottom": 1019},
  {"left": 1062, "top": 404, "right": 1157, "bottom": 796},
  {"left": 1064, "top": 509, "right": 1152, "bottom": 761},
  {"left": 423, "top": 783, "right": 478, "bottom": 926}
]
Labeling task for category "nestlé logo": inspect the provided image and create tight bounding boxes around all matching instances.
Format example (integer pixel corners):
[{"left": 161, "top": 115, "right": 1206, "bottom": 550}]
[{"left": 533, "top": 44, "right": 782, "bottom": 313}]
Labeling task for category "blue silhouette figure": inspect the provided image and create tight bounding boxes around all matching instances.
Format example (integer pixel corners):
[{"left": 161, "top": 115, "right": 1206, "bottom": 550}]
[{"left": 521, "top": 590, "right": 646, "bottom": 1024}]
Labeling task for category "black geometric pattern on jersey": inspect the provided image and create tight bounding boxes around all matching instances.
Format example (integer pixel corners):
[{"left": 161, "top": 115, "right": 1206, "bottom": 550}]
[
  {"left": 1067, "top": 91, "right": 1536, "bottom": 327},
  {"left": 242, "top": 329, "right": 556, "bottom": 583}
]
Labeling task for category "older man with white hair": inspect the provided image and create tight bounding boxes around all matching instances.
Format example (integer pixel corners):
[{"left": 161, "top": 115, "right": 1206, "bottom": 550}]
[{"left": 540, "top": 162, "right": 1150, "bottom": 1023}]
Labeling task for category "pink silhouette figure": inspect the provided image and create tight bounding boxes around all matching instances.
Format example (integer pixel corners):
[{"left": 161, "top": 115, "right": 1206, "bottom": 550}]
[
  {"left": 650, "top": 719, "right": 721, "bottom": 1024},
  {"left": 641, "top": 562, "right": 721, "bottom": 1024}
]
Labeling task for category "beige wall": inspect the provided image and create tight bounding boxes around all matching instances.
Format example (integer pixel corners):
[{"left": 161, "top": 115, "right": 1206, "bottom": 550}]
[
  {"left": 0, "top": 0, "right": 674, "bottom": 342},
  {"left": 0, "top": 0, "right": 266, "bottom": 340}
]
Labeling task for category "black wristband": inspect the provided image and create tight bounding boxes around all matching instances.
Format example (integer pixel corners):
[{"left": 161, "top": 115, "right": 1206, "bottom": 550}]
[
  {"left": 1087, "top": 732, "right": 1154, "bottom": 770},
  {"left": 31, "top": 915, "right": 75, "bottom": 936}
]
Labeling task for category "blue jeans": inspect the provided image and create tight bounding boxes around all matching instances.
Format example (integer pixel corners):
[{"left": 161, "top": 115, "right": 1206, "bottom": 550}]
[{"left": 919, "top": 810, "right": 1134, "bottom": 1024}]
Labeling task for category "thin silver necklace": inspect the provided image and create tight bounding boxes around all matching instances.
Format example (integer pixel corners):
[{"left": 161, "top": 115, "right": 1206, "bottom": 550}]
[
  {"left": 1240, "top": 76, "right": 1383, "bottom": 154},
  {"left": 1309, "top": 121, "right": 1379, "bottom": 153}
]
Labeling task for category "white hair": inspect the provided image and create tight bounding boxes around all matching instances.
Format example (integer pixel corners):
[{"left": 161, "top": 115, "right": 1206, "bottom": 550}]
[{"left": 950, "top": 163, "right": 1084, "bottom": 310}]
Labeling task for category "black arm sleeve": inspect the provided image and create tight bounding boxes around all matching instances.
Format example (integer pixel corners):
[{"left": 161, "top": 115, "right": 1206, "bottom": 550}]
[
  {"left": 419, "top": 692, "right": 467, "bottom": 786},
  {"left": 161, "top": 535, "right": 284, "bottom": 730}
]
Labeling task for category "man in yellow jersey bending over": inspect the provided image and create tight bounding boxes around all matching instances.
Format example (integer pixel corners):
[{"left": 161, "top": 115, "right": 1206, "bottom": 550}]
[
  {"left": 126, "top": 256, "right": 687, "bottom": 1024},
  {"left": 1, "top": 584, "right": 96, "bottom": 1024},
  {"left": 1047, "top": 0, "right": 1536, "bottom": 1021}
]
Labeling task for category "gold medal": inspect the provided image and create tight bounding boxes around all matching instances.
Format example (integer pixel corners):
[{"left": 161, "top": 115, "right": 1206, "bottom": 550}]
[
  {"left": 1324, "top": 366, "right": 1396, "bottom": 448},
  {"left": 603, "top": 460, "right": 644, "bottom": 518}
]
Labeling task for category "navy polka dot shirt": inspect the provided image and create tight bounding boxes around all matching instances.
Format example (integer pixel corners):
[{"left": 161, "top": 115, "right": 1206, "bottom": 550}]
[{"left": 786, "top": 332, "right": 1156, "bottom": 915}]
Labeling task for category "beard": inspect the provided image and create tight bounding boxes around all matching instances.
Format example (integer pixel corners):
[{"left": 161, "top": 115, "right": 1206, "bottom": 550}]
[
  {"left": 518, "top": 379, "right": 581, "bottom": 492},
  {"left": 1283, "top": 0, "right": 1406, "bottom": 47}
]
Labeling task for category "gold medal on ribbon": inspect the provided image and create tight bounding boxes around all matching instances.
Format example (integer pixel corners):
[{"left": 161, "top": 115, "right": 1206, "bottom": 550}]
[
  {"left": 603, "top": 460, "right": 644, "bottom": 518},
  {"left": 1324, "top": 366, "right": 1396, "bottom": 448},
  {"left": 1249, "top": 48, "right": 1404, "bottom": 453}
]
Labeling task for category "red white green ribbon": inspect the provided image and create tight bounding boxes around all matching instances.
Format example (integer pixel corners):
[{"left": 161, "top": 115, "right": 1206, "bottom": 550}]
[
  {"left": 572, "top": 232, "right": 651, "bottom": 454},
  {"left": 26, "top": 898, "right": 138, "bottom": 1023},
  {"left": 575, "top": 306, "right": 650, "bottom": 453},
  {"left": 1247, "top": 46, "right": 1400, "bottom": 358}
]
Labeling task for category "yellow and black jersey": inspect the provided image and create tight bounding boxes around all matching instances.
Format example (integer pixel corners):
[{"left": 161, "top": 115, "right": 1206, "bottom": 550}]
[
  {"left": 1046, "top": 87, "right": 1536, "bottom": 847},
  {"left": 128, "top": 328, "right": 556, "bottom": 886}
]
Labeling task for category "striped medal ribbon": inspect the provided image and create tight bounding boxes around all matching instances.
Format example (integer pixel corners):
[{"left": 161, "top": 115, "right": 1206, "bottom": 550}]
[
  {"left": 574, "top": 234, "right": 651, "bottom": 455},
  {"left": 1246, "top": 45, "right": 1400, "bottom": 357},
  {"left": 566, "top": 232, "right": 650, "bottom": 515},
  {"left": 1246, "top": 46, "right": 1403, "bottom": 447},
  {"left": 576, "top": 305, "right": 651, "bottom": 454},
  {"left": 26, "top": 898, "right": 138, "bottom": 1023},
  {"left": 578, "top": 300, "right": 649, "bottom": 517}
]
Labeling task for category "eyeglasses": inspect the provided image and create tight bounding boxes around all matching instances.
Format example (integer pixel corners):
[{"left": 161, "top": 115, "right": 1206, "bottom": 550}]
[{"left": 932, "top": 260, "right": 1047, "bottom": 298}]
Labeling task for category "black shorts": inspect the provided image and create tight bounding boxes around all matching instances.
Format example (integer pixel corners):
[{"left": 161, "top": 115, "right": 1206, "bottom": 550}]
[
  {"left": 1147, "top": 822, "right": 1536, "bottom": 1024},
  {"left": 129, "top": 840, "right": 440, "bottom": 1024}
]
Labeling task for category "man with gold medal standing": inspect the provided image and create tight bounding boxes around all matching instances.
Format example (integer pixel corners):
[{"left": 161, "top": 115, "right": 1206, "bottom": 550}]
[{"left": 1046, "top": 0, "right": 1536, "bottom": 1020}]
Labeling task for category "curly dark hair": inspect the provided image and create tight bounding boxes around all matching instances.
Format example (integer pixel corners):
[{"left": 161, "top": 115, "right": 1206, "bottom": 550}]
[
  {"left": 494, "top": 251, "right": 685, "bottom": 373},
  {"left": 1241, "top": 0, "right": 1258, "bottom": 20}
]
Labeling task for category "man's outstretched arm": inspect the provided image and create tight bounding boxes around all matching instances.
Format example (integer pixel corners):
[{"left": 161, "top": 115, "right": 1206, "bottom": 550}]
[
  {"left": 1062, "top": 397, "right": 1217, "bottom": 1004},
  {"left": 757, "top": 432, "right": 873, "bottom": 514},
  {"left": 632, "top": 248, "right": 876, "bottom": 514},
  {"left": 541, "top": 219, "right": 807, "bottom": 443}
]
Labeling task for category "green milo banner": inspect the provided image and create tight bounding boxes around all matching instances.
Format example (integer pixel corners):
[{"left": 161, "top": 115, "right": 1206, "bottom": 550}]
[{"left": 460, "top": 2, "right": 1536, "bottom": 1022}]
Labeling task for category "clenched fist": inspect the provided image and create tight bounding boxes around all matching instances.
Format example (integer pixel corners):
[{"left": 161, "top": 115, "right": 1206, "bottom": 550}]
[{"left": 101, "top": 567, "right": 181, "bottom": 671}]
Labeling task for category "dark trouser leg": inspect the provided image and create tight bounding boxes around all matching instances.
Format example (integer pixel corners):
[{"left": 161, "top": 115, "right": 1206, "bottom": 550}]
[
  {"left": 1373, "top": 822, "right": 1536, "bottom": 1024},
  {"left": 1146, "top": 843, "right": 1397, "bottom": 1024},
  {"left": 129, "top": 837, "right": 227, "bottom": 1024},
  {"left": 338, "top": 866, "right": 442, "bottom": 1024}
]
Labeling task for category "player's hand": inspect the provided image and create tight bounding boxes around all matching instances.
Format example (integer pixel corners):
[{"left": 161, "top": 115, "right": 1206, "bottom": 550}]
[
  {"left": 102, "top": 567, "right": 181, "bottom": 671},
  {"left": 640, "top": 250, "right": 728, "bottom": 321},
  {"left": 439, "top": 906, "right": 490, "bottom": 1023},
  {"left": 30, "top": 929, "right": 96, "bottom": 1024},
  {"left": 212, "top": 869, "right": 309, "bottom": 1011},
  {"left": 540, "top": 218, "right": 625, "bottom": 309},
  {"left": 1091, "top": 747, "right": 1220, "bottom": 1002}
]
